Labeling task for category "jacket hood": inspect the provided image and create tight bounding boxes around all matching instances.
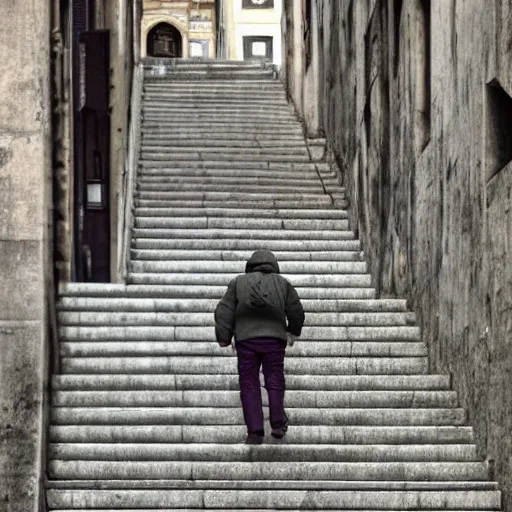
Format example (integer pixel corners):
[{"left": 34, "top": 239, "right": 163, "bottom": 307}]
[{"left": 245, "top": 250, "right": 280, "bottom": 274}]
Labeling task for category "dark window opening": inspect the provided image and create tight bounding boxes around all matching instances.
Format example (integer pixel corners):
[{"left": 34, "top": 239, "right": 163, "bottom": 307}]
[
  {"left": 147, "top": 23, "right": 182, "bottom": 58},
  {"left": 304, "top": 0, "right": 312, "bottom": 70},
  {"left": 486, "top": 80, "right": 512, "bottom": 181},
  {"left": 393, "top": 0, "right": 403, "bottom": 76},
  {"left": 417, "top": 0, "right": 431, "bottom": 152},
  {"left": 242, "top": 0, "right": 274, "bottom": 9},
  {"left": 243, "top": 36, "right": 273, "bottom": 61}
]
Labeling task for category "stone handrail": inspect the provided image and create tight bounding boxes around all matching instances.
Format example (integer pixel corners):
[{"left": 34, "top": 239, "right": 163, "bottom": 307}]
[{"left": 117, "top": 63, "right": 143, "bottom": 282}]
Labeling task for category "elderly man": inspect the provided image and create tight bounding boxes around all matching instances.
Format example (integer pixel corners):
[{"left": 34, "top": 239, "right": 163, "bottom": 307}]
[{"left": 214, "top": 250, "right": 305, "bottom": 444}]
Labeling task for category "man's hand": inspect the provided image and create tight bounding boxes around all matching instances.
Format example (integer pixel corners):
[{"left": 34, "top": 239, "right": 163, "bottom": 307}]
[
  {"left": 217, "top": 340, "right": 231, "bottom": 348},
  {"left": 286, "top": 333, "right": 297, "bottom": 347}
]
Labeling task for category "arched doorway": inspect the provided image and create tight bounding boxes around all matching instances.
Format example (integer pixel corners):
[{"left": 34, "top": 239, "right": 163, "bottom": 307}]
[{"left": 147, "top": 23, "right": 182, "bottom": 57}]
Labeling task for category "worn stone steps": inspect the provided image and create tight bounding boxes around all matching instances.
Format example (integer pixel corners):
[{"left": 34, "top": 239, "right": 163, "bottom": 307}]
[
  {"left": 59, "top": 357, "right": 427, "bottom": 376},
  {"left": 58, "top": 342, "right": 426, "bottom": 358},
  {"left": 58, "top": 310, "right": 415, "bottom": 326},
  {"left": 133, "top": 218, "right": 347, "bottom": 231},
  {"left": 49, "top": 443, "right": 477, "bottom": 463},
  {"left": 130, "top": 250, "right": 362, "bottom": 262},
  {"left": 49, "top": 425, "right": 473, "bottom": 445},
  {"left": 46, "top": 488, "right": 501, "bottom": 510},
  {"left": 136, "top": 167, "right": 334, "bottom": 178},
  {"left": 52, "top": 374, "right": 451, "bottom": 391},
  {"left": 129, "top": 259, "right": 365, "bottom": 273},
  {"left": 58, "top": 283, "right": 376, "bottom": 300},
  {"left": 126, "top": 273, "right": 372, "bottom": 289},
  {"left": 134, "top": 199, "right": 350, "bottom": 209},
  {"left": 57, "top": 297, "right": 405, "bottom": 312},
  {"left": 52, "top": 390, "right": 455, "bottom": 408},
  {"left": 48, "top": 64, "right": 500, "bottom": 511},
  {"left": 51, "top": 407, "right": 465, "bottom": 426}
]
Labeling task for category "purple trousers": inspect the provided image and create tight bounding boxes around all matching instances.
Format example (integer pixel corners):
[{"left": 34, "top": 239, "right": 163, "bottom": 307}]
[{"left": 235, "top": 338, "right": 287, "bottom": 434}]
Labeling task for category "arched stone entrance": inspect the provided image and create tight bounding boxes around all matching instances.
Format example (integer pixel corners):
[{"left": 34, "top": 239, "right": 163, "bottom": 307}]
[{"left": 147, "top": 23, "right": 183, "bottom": 58}]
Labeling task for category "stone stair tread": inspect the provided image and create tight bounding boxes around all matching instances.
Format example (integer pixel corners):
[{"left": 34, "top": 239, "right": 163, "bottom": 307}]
[
  {"left": 46, "top": 480, "right": 499, "bottom": 491},
  {"left": 132, "top": 208, "right": 346, "bottom": 219},
  {"left": 51, "top": 407, "right": 466, "bottom": 426},
  {"left": 48, "top": 460, "right": 488, "bottom": 482},
  {"left": 52, "top": 389, "right": 454, "bottom": 408},
  {"left": 48, "top": 425, "right": 474, "bottom": 444},
  {"left": 58, "top": 311, "right": 415, "bottom": 327},
  {"left": 59, "top": 284, "right": 375, "bottom": 299},
  {"left": 52, "top": 374, "right": 451, "bottom": 391},
  {"left": 59, "top": 325, "right": 421, "bottom": 341},
  {"left": 45, "top": 488, "right": 503, "bottom": 510},
  {"left": 58, "top": 298, "right": 404, "bottom": 312},
  {"left": 48, "top": 443, "right": 478, "bottom": 463}
]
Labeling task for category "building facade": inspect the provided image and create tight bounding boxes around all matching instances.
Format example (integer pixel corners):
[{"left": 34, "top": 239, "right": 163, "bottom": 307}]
[
  {"left": 219, "top": 0, "right": 283, "bottom": 65},
  {"left": 141, "top": 0, "right": 217, "bottom": 59}
]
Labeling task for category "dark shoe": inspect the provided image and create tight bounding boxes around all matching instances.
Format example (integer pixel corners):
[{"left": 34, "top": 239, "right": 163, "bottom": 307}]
[
  {"left": 271, "top": 424, "right": 288, "bottom": 439},
  {"left": 245, "top": 430, "right": 264, "bottom": 445}
]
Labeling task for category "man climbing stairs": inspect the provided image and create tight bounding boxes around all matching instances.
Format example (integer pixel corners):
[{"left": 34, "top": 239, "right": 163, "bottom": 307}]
[{"left": 46, "top": 60, "right": 501, "bottom": 511}]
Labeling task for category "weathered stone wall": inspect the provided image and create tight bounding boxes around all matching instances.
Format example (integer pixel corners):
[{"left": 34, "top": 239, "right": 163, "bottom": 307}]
[
  {"left": 284, "top": 0, "right": 512, "bottom": 509},
  {"left": 0, "top": 1, "right": 52, "bottom": 511}
]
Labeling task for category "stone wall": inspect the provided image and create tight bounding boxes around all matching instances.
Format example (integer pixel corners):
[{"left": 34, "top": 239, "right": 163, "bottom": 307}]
[
  {"left": 0, "top": 1, "right": 52, "bottom": 511},
  {"left": 284, "top": 0, "right": 512, "bottom": 509}
]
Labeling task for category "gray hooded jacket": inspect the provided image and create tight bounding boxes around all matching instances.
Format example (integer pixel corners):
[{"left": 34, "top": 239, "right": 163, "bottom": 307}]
[{"left": 214, "top": 250, "right": 305, "bottom": 343}]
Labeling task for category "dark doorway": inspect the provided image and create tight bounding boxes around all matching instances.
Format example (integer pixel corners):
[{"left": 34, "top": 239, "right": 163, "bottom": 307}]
[{"left": 147, "top": 23, "right": 183, "bottom": 57}]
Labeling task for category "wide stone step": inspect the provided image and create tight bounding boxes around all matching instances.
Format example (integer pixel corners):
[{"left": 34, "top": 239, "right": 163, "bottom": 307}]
[
  {"left": 143, "top": 80, "right": 284, "bottom": 89},
  {"left": 46, "top": 481, "right": 498, "bottom": 494},
  {"left": 140, "top": 138, "right": 307, "bottom": 148},
  {"left": 141, "top": 122, "right": 303, "bottom": 130},
  {"left": 136, "top": 183, "right": 335, "bottom": 195},
  {"left": 60, "top": 356, "right": 427, "bottom": 375},
  {"left": 132, "top": 229, "right": 351, "bottom": 242},
  {"left": 134, "top": 191, "right": 343, "bottom": 204},
  {"left": 132, "top": 238, "right": 360, "bottom": 252},
  {"left": 58, "top": 310, "right": 415, "bottom": 327},
  {"left": 51, "top": 407, "right": 465, "bottom": 426},
  {"left": 134, "top": 198, "right": 349, "bottom": 209},
  {"left": 46, "top": 488, "right": 501, "bottom": 509},
  {"left": 136, "top": 167, "right": 335, "bottom": 179},
  {"left": 133, "top": 218, "right": 348, "bottom": 231},
  {"left": 129, "top": 260, "right": 365, "bottom": 274},
  {"left": 139, "top": 160, "right": 331, "bottom": 171},
  {"left": 136, "top": 174, "right": 331, "bottom": 187},
  {"left": 139, "top": 152, "right": 311, "bottom": 162},
  {"left": 130, "top": 249, "right": 362, "bottom": 262},
  {"left": 49, "top": 425, "right": 474, "bottom": 445},
  {"left": 144, "top": 72, "right": 277, "bottom": 80},
  {"left": 52, "top": 390, "right": 455, "bottom": 408},
  {"left": 53, "top": 374, "right": 448, "bottom": 392},
  {"left": 58, "top": 297, "right": 404, "bottom": 313},
  {"left": 133, "top": 207, "right": 345, "bottom": 219},
  {"left": 141, "top": 125, "right": 305, "bottom": 135},
  {"left": 59, "top": 283, "right": 375, "bottom": 300},
  {"left": 59, "top": 341, "right": 426, "bottom": 358},
  {"left": 49, "top": 443, "right": 477, "bottom": 463},
  {"left": 126, "top": 273, "right": 371, "bottom": 288},
  {"left": 142, "top": 105, "right": 294, "bottom": 114}
]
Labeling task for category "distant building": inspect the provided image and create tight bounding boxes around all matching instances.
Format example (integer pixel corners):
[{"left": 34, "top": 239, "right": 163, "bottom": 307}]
[
  {"left": 142, "top": 0, "right": 217, "bottom": 58},
  {"left": 218, "top": 0, "right": 282, "bottom": 65}
]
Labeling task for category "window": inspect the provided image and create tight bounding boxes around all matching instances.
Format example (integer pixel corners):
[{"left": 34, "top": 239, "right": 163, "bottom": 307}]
[
  {"left": 242, "top": 0, "right": 274, "bottom": 9},
  {"left": 243, "top": 36, "right": 273, "bottom": 61}
]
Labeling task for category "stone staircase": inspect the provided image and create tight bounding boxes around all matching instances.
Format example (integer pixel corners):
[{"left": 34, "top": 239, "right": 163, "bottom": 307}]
[{"left": 46, "top": 60, "right": 501, "bottom": 511}]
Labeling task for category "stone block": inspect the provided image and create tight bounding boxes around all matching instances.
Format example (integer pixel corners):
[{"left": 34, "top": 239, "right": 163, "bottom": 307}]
[
  {"left": 0, "top": 241, "right": 44, "bottom": 321},
  {"left": 0, "top": 322, "right": 44, "bottom": 512},
  {"left": 0, "top": 135, "right": 47, "bottom": 241}
]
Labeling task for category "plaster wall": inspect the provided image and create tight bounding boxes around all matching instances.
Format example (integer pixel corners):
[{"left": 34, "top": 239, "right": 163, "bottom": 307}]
[
  {"left": 226, "top": 0, "right": 283, "bottom": 65},
  {"left": 0, "top": 1, "right": 52, "bottom": 510},
  {"left": 284, "top": 0, "right": 512, "bottom": 509}
]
